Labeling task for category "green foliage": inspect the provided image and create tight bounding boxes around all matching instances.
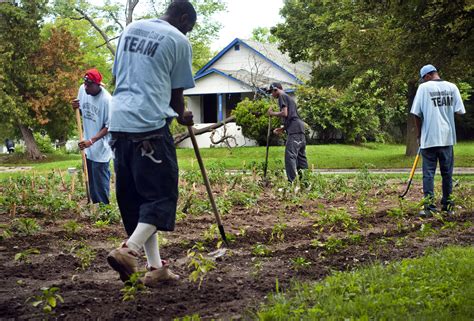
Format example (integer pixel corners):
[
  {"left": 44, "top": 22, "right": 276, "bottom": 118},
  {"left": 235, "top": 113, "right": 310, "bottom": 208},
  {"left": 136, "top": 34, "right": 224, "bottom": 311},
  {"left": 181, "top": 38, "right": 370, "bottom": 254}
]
[
  {"left": 314, "top": 207, "right": 358, "bottom": 232},
  {"left": 273, "top": 0, "right": 474, "bottom": 143},
  {"left": 28, "top": 286, "right": 64, "bottom": 315},
  {"left": 270, "top": 222, "right": 287, "bottom": 242},
  {"left": 232, "top": 98, "right": 281, "bottom": 146},
  {"left": 298, "top": 70, "right": 405, "bottom": 143},
  {"left": 11, "top": 218, "right": 41, "bottom": 236},
  {"left": 252, "top": 243, "right": 272, "bottom": 257},
  {"left": 14, "top": 248, "right": 40, "bottom": 264},
  {"left": 63, "top": 220, "right": 82, "bottom": 236},
  {"left": 251, "top": 27, "right": 278, "bottom": 44},
  {"left": 70, "top": 242, "right": 96, "bottom": 270},
  {"left": 187, "top": 249, "right": 216, "bottom": 289},
  {"left": 290, "top": 257, "right": 311, "bottom": 271},
  {"left": 33, "top": 132, "right": 54, "bottom": 153},
  {"left": 120, "top": 272, "right": 146, "bottom": 302},
  {"left": 256, "top": 246, "right": 474, "bottom": 320}
]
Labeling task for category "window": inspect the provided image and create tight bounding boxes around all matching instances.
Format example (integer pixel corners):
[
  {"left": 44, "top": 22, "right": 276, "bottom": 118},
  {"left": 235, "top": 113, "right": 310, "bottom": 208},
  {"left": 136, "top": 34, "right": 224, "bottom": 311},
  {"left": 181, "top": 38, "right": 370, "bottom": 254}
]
[{"left": 234, "top": 44, "right": 240, "bottom": 51}]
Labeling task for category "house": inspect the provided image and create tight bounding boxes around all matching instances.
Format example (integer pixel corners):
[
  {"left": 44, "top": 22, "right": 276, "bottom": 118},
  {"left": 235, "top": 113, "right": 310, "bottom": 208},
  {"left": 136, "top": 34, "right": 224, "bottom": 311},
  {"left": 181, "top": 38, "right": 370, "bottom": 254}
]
[{"left": 180, "top": 38, "right": 312, "bottom": 148}]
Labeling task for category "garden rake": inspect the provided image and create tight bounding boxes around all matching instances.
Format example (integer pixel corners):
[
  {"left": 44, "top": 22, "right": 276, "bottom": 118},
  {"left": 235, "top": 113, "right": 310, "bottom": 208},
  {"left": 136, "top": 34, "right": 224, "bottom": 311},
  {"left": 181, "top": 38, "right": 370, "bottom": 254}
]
[
  {"left": 399, "top": 147, "right": 421, "bottom": 198},
  {"left": 187, "top": 125, "right": 229, "bottom": 246},
  {"left": 75, "top": 108, "right": 91, "bottom": 203}
]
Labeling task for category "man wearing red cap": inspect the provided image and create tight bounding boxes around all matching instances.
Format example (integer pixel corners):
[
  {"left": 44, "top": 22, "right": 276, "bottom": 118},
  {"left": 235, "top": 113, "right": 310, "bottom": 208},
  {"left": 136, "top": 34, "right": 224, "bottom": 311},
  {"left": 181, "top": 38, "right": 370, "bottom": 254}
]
[{"left": 72, "top": 68, "right": 113, "bottom": 204}]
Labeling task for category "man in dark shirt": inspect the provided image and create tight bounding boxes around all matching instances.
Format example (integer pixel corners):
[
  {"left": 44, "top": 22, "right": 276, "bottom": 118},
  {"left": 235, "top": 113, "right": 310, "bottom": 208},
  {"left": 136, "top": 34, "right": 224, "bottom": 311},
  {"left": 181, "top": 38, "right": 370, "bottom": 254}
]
[{"left": 267, "top": 82, "right": 308, "bottom": 182}]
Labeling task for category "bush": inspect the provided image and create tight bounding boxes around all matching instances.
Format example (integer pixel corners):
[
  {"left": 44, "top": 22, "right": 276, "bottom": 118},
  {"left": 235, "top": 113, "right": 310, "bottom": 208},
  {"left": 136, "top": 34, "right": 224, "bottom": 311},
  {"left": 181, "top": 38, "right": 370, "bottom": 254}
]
[
  {"left": 232, "top": 98, "right": 281, "bottom": 146},
  {"left": 33, "top": 132, "right": 55, "bottom": 153},
  {"left": 298, "top": 70, "right": 405, "bottom": 144}
]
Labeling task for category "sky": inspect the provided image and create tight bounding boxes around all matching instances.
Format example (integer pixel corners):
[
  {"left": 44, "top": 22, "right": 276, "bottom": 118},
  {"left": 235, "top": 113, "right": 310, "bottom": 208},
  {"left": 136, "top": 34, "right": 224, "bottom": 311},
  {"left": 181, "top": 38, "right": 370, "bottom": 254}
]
[{"left": 210, "top": 0, "right": 285, "bottom": 51}]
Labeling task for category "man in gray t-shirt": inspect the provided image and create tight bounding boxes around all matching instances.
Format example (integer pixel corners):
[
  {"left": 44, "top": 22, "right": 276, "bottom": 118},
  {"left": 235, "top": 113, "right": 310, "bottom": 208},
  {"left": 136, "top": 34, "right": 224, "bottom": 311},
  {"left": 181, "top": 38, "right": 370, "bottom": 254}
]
[
  {"left": 267, "top": 82, "right": 308, "bottom": 182},
  {"left": 410, "top": 64, "right": 466, "bottom": 217},
  {"left": 107, "top": 2, "right": 196, "bottom": 287}
]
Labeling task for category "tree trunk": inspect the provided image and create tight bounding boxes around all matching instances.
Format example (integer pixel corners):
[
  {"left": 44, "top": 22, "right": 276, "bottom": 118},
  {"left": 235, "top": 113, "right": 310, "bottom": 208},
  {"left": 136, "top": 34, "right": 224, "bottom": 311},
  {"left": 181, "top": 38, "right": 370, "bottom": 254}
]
[
  {"left": 173, "top": 115, "right": 236, "bottom": 145},
  {"left": 405, "top": 80, "right": 419, "bottom": 156},
  {"left": 18, "top": 124, "right": 42, "bottom": 160}
]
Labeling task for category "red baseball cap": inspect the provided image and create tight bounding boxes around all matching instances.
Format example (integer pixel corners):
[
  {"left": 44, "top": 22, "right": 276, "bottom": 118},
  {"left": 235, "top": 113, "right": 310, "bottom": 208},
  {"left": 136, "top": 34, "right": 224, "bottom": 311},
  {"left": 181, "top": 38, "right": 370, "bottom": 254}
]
[{"left": 84, "top": 69, "right": 103, "bottom": 86}]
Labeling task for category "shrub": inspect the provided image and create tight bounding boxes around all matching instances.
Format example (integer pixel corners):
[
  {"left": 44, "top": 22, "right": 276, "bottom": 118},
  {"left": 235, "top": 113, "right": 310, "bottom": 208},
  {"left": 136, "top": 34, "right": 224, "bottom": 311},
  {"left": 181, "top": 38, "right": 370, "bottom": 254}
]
[{"left": 232, "top": 98, "right": 281, "bottom": 146}]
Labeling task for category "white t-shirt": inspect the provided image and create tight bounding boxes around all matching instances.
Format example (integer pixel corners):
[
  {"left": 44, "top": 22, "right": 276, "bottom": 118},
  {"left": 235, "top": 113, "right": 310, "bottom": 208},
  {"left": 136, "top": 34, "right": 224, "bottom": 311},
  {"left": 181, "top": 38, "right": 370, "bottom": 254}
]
[
  {"left": 77, "top": 85, "right": 113, "bottom": 163},
  {"left": 410, "top": 80, "right": 466, "bottom": 149},
  {"left": 109, "top": 19, "right": 195, "bottom": 133}
]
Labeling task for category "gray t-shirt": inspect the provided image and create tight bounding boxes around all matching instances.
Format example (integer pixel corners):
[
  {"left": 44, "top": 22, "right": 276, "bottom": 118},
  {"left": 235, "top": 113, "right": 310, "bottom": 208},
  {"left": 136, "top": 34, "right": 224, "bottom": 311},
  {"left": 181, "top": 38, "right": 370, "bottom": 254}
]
[
  {"left": 110, "top": 19, "right": 195, "bottom": 133},
  {"left": 77, "top": 85, "right": 113, "bottom": 163},
  {"left": 278, "top": 92, "right": 305, "bottom": 134},
  {"left": 410, "top": 79, "right": 465, "bottom": 149}
]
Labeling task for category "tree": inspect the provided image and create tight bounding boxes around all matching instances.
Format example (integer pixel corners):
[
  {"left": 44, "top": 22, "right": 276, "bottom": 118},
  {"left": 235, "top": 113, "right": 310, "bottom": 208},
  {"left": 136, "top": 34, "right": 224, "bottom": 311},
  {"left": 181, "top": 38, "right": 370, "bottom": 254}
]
[
  {"left": 251, "top": 27, "right": 278, "bottom": 44},
  {"left": 31, "top": 27, "right": 84, "bottom": 144},
  {"left": 273, "top": 0, "right": 474, "bottom": 155},
  {"left": 0, "top": 0, "right": 85, "bottom": 158},
  {"left": 0, "top": 0, "right": 47, "bottom": 159},
  {"left": 51, "top": 0, "right": 226, "bottom": 72}
]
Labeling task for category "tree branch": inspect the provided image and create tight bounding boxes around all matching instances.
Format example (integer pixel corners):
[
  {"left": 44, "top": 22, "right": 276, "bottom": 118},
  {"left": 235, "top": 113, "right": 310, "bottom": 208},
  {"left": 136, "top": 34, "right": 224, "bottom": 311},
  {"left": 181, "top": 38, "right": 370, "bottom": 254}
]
[
  {"left": 75, "top": 8, "right": 116, "bottom": 56},
  {"left": 173, "top": 115, "right": 236, "bottom": 145}
]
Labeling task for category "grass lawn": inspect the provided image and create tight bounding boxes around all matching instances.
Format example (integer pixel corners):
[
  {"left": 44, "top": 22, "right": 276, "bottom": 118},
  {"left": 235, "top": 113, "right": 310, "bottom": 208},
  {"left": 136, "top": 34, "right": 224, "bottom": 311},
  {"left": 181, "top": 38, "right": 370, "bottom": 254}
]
[
  {"left": 256, "top": 246, "right": 474, "bottom": 320},
  {"left": 0, "top": 142, "right": 473, "bottom": 175}
]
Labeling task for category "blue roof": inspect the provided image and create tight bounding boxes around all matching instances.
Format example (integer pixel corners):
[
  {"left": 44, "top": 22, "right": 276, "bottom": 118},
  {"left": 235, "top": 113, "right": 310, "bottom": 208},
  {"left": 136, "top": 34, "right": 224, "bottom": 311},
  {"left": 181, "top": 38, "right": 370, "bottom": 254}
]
[{"left": 195, "top": 38, "right": 301, "bottom": 82}]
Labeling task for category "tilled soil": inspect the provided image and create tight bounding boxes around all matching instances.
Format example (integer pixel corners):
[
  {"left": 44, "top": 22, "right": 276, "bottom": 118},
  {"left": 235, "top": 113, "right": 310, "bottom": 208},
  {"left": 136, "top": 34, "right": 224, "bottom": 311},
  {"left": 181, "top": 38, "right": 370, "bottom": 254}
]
[{"left": 0, "top": 180, "right": 473, "bottom": 320}]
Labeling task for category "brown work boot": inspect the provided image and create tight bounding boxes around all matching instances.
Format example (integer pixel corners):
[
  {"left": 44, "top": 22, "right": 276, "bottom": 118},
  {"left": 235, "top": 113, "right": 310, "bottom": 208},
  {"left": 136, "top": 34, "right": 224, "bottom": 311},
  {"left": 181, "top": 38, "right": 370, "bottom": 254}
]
[
  {"left": 142, "top": 266, "right": 180, "bottom": 288},
  {"left": 107, "top": 244, "right": 139, "bottom": 282}
]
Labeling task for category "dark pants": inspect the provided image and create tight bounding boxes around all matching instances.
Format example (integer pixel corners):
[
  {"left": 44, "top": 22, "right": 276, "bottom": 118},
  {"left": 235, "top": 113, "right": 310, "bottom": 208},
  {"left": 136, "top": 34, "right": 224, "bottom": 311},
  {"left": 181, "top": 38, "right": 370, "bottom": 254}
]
[
  {"left": 110, "top": 125, "right": 178, "bottom": 236},
  {"left": 421, "top": 146, "right": 454, "bottom": 210},
  {"left": 285, "top": 133, "right": 308, "bottom": 182},
  {"left": 86, "top": 158, "right": 110, "bottom": 204}
]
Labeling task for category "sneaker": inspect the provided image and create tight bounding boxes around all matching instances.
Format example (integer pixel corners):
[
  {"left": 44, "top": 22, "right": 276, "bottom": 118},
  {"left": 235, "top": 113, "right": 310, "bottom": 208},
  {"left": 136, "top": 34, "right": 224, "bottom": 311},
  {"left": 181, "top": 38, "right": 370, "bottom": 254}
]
[
  {"left": 418, "top": 209, "right": 435, "bottom": 218},
  {"left": 142, "top": 266, "right": 180, "bottom": 287},
  {"left": 107, "top": 245, "right": 139, "bottom": 282}
]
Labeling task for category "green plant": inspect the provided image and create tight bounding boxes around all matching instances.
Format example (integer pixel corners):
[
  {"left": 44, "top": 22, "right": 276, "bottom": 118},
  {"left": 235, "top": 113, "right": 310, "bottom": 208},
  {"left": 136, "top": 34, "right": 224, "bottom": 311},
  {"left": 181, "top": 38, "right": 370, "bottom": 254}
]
[
  {"left": 72, "top": 243, "right": 96, "bottom": 270},
  {"left": 314, "top": 207, "right": 358, "bottom": 232},
  {"left": 63, "top": 220, "right": 81, "bottom": 235},
  {"left": 14, "top": 248, "right": 40, "bottom": 263},
  {"left": 324, "top": 236, "right": 346, "bottom": 254},
  {"left": 252, "top": 259, "right": 263, "bottom": 277},
  {"left": 232, "top": 97, "right": 280, "bottom": 145},
  {"left": 120, "top": 272, "right": 146, "bottom": 301},
  {"left": 270, "top": 222, "right": 287, "bottom": 242},
  {"left": 187, "top": 250, "right": 216, "bottom": 289},
  {"left": 418, "top": 223, "right": 436, "bottom": 237},
  {"left": 27, "top": 286, "right": 64, "bottom": 314},
  {"left": 291, "top": 257, "right": 311, "bottom": 271},
  {"left": 0, "top": 223, "right": 13, "bottom": 240},
  {"left": 252, "top": 243, "right": 272, "bottom": 257},
  {"left": 173, "top": 314, "right": 201, "bottom": 321},
  {"left": 356, "top": 195, "right": 377, "bottom": 217},
  {"left": 11, "top": 218, "right": 41, "bottom": 236},
  {"left": 94, "top": 219, "right": 110, "bottom": 228}
]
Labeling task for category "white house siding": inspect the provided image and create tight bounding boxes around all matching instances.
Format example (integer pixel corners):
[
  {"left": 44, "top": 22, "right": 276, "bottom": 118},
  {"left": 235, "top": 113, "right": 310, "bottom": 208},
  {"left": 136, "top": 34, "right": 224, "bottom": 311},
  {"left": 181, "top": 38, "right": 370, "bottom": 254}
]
[
  {"left": 185, "top": 72, "right": 252, "bottom": 95},
  {"left": 185, "top": 96, "right": 201, "bottom": 123},
  {"left": 211, "top": 45, "right": 298, "bottom": 87}
]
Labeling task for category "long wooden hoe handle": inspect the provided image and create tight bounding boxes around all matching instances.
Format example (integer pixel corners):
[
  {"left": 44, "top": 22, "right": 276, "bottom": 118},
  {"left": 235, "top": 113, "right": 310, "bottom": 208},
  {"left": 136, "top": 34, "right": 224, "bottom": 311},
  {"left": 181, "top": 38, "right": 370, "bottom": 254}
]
[
  {"left": 263, "top": 116, "right": 271, "bottom": 179},
  {"left": 75, "top": 108, "right": 91, "bottom": 203},
  {"left": 187, "top": 125, "right": 228, "bottom": 245}
]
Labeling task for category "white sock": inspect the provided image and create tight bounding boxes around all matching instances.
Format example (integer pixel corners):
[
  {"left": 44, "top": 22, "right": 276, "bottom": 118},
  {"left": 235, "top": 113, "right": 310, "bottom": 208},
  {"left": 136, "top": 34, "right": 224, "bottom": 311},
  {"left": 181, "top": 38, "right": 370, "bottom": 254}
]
[
  {"left": 126, "top": 223, "right": 156, "bottom": 253},
  {"left": 143, "top": 233, "right": 163, "bottom": 269}
]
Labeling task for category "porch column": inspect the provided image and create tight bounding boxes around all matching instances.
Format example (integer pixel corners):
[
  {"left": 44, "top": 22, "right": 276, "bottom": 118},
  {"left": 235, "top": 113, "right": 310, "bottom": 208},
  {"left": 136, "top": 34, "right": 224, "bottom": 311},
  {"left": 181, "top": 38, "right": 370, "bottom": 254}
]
[{"left": 218, "top": 93, "right": 223, "bottom": 122}]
